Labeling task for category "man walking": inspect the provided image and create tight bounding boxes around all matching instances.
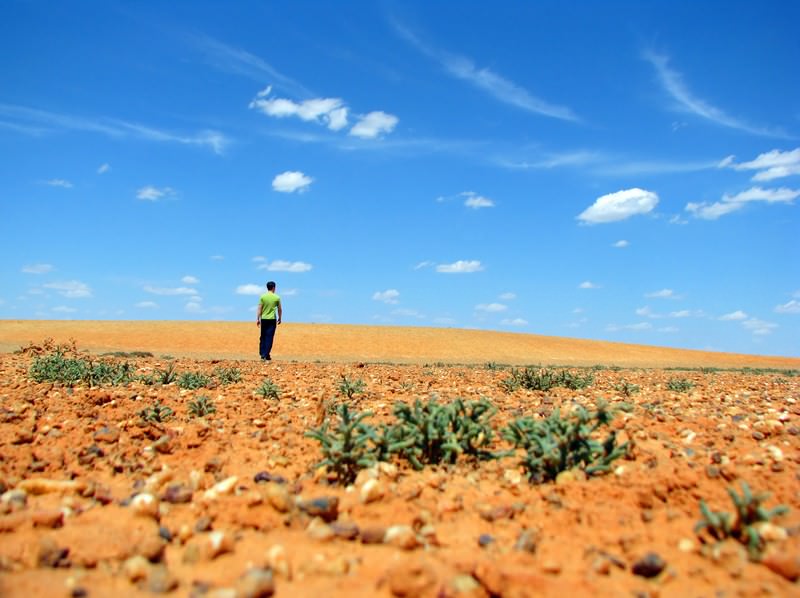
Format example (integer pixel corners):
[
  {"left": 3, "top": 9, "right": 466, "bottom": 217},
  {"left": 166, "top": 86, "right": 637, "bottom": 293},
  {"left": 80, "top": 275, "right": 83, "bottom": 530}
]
[{"left": 257, "top": 281, "right": 282, "bottom": 360}]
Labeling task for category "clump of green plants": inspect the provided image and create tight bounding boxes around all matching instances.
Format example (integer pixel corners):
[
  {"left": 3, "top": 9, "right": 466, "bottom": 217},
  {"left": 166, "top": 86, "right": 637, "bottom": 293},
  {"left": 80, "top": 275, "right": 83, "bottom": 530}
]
[
  {"left": 502, "top": 367, "right": 594, "bottom": 392},
  {"left": 256, "top": 378, "right": 281, "bottom": 400},
  {"left": 338, "top": 375, "right": 366, "bottom": 400},
  {"left": 666, "top": 377, "right": 695, "bottom": 393},
  {"left": 187, "top": 395, "right": 216, "bottom": 418},
  {"left": 695, "top": 482, "right": 789, "bottom": 560},
  {"left": 177, "top": 371, "right": 212, "bottom": 390},
  {"left": 139, "top": 400, "right": 174, "bottom": 423},
  {"left": 30, "top": 350, "right": 136, "bottom": 387},
  {"left": 139, "top": 363, "right": 177, "bottom": 386},
  {"left": 614, "top": 380, "right": 640, "bottom": 397},
  {"left": 305, "top": 404, "right": 377, "bottom": 485},
  {"left": 502, "top": 399, "right": 629, "bottom": 483},
  {"left": 380, "top": 397, "right": 499, "bottom": 470},
  {"left": 213, "top": 366, "right": 241, "bottom": 385}
]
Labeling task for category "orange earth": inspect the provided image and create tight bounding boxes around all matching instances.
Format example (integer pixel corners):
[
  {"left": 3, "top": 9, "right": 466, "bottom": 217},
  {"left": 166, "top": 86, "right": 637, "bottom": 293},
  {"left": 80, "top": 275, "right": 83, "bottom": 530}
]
[{"left": 0, "top": 320, "right": 798, "bottom": 597}]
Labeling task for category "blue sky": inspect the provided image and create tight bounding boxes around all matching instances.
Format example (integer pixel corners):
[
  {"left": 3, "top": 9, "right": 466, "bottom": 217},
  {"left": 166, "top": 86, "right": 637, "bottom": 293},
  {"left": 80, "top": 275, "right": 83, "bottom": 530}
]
[{"left": 1, "top": 1, "right": 799, "bottom": 357}]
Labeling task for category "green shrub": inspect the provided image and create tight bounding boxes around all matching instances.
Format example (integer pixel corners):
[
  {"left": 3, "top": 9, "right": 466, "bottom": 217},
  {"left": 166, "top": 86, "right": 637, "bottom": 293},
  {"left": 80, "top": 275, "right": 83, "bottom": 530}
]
[
  {"left": 338, "top": 375, "right": 366, "bottom": 400},
  {"left": 30, "top": 351, "right": 135, "bottom": 387},
  {"left": 502, "top": 399, "right": 629, "bottom": 483},
  {"left": 666, "top": 378, "right": 694, "bottom": 393},
  {"left": 256, "top": 378, "right": 281, "bottom": 400},
  {"left": 213, "top": 366, "right": 241, "bottom": 385},
  {"left": 695, "top": 482, "right": 789, "bottom": 560},
  {"left": 502, "top": 367, "right": 594, "bottom": 392},
  {"left": 177, "top": 371, "right": 212, "bottom": 390},
  {"left": 305, "top": 404, "right": 377, "bottom": 485},
  {"left": 187, "top": 395, "right": 216, "bottom": 418},
  {"left": 614, "top": 381, "right": 640, "bottom": 397},
  {"left": 139, "top": 400, "right": 174, "bottom": 423}
]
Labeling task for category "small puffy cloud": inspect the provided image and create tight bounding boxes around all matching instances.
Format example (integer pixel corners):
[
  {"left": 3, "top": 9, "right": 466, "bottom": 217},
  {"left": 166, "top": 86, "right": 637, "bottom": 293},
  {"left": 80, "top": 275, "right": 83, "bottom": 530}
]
[
  {"left": 578, "top": 281, "right": 599, "bottom": 289},
  {"left": 775, "top": 299, "right": 800, "bottom": 314},
  {"left": 137, "top": 186, "right": 176, "bottom": 201},
  {"left": 350, "top": 111, "right": 399, "bottom": 139},
  {"left": 135, "top": 301, "right": 158, "bottom": 309},
  {"left": 43, "top": 280, "right": 92, "bottom": 298},
  {"left": 373, "top": 289, "right": 400, "bottom": 304},
  {"left": 720, "top": 310, "right": 748, "bottom": 321},
  {"left": 236, "top": 284, "right": 263, "bottom": 296},
  {"left": 45, "top": 179, "right": 73, "bottom": 188},
  {"left": 259, "top": 260, "right": 312, "bottom": 273},
  {"left": 577, "top": 188, "right": 659, "bottom": 224},
  {"left": 501, "top": 318, "right": 528, "bottom": 326},
  {"left": 250, "top": 86, "right": 348, "bottom": 131},
  {"left": 272, "top": 171, "right": 312, "bottom": 193},
  {"left": 669, "top": 310, "right": 692, "bottom": 318},
  {"left": 143, "top": 285, "right": 197, "bottom": 296},
  {"left": 22, "top": 263, "right": 53, "bottom": 274},
  {"left": 53, "top": 305, "right": 77, "bottom": 313},
  {"left": 185, "top": 299, "right": 204, "bottom": 314},
  {"left": 97, "top": 163, "right": 111, "bottom": 174},
  {"left": 475, "top": 303, "right": 507, "bottom": 313},
  {"left": 612, "top": 240, "right": 629, "bottom": 248},
  {"left": 462, "top": 192, "right": 495, "bottom": 209},
  {"left": 646, "top": 289, "right": 677, "bottom": 299},
  {"left": 436, "top": 260, "right": 484, "bottom": 274},
  {"left": 181, "top": 275, "right": 199, "bottom": 285},
  {"left": 636, "top": 306, "right": 659, "bottom": 318},
  {"left": 687, "top": 186, "right": 799, "bottom": 220},
  {"left": 499, "top": 292, "right": 516, "bottom": 300},
  {"left": 742, "top": 318, "right": 777, "bottom": 335},
  {"left": 723, "top": 148, "right": 800, "bottom": 181}
]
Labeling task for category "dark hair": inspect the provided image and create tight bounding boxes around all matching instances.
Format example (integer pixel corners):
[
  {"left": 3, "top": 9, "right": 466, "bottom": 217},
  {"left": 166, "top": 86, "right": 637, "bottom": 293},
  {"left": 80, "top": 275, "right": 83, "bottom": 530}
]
[{"left": 266, "top": 281, "right": 276, "bottom": 291}]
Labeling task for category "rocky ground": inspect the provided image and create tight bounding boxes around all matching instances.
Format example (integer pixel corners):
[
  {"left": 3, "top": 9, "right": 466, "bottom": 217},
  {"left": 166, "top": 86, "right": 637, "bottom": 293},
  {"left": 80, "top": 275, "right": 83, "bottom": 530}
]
[{"left": 0, "top": 344, "right": 799, "bottom": 597}]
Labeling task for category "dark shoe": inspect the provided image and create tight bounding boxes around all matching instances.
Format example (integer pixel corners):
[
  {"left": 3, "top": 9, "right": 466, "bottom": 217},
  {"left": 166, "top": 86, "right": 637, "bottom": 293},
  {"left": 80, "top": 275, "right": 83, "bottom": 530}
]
[{"left": 265, "top": 355, "right": 272, "bottom": 361}]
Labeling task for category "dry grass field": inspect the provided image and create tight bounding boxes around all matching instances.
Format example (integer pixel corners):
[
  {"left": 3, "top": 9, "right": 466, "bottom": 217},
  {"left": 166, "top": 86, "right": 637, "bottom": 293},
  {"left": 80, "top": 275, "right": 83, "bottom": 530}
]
[{"left": 0, "top": 321, "right": 798, "bottom": 597}]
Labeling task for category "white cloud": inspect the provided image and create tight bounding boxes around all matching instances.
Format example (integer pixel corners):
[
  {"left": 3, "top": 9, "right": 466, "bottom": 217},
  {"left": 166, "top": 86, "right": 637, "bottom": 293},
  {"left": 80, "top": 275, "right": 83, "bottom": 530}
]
[
  {"left": 501, "top": 318, "right": 528, "bottom": 326},
  {"left": 258, "top": 260, "right": 312, "bottom": 273},
  {"left": 579, "top": 281, "right": 600, "bottom": 289},
  {"left": 97, "top": 163, "right": 110, "bottom": 174},
  {"left": 373, "top": 289, "right": 400, "bottom": 304},
  {"left": 669, "top": 310, "right": 692, "bottom": 318},
  {"left": 475, "top": 303, "right": 507, "bottom": 313},
  {"left": 45, "top": 179, "right": 73, "bottom": 188},
  {"left": 249, "top": 86, "right": 348, "bottom": 131},
  {"left": 646, "top": 289, "right": 677, "bottom": 299},
  {"left": 350, "top": 111, "right": 399, "bottom": 139},
  {"left": 185, "top": 299, "right": 204, "bottom": 314},
  {"left": 775, "top": 299, "right": 800, "bottom": 314},
  {"left": 686, "top": 186, "right": 800, "bottom": 220},
  {"left": 436, "top": 260, "right": 484, "bottom": 274},
  {"left": 499, "top": 292, "right": 516, "bottom": 300},
  {"left": 636, "top": 306, "right": 659, "bottom": 318},
  {"left": 720, "top": 310, "right": 748, "bottom": 321},
  {"left": 393, "top": 308, "right": 423, "bottom": 318},
  {"left": 272, "top": 171, "right": 312, "bottom": 193},
  {"left": 414, "top": 261, "right": 434, "bottom": 270},
  {"left": 22, "top": 263, "right": 53, "bottom": 274},
  {"left": 52, "top": 305, "right": 77, "bottom": 313},
  {"left": 723, "top": 148, "right": 800, "bottom": 181},
  {"left": 143, "top": 285, "right": 198, "bottom": 296},
  {"left": 742, "top": 318, "right": 777, "bottom": 335},
  {"left": 181, "top": 275, "right": 199, "bottom": 285},
  {"left": 43, "top": 280, "right": 92, "bottom": 298},
  {"left": 462, "top": 192, "right": 495, "bottom": 209},
  {"left": 252, "top": 256, "right": 266, "bottom": 262},
  {"left": 236, "top": 284, "right": 263, "bottom": 296},
  {"left": 612, "top": 240, "right": 629, "bottom": 248},
  {"left": 135, "top": 301, "right": 158, "bottom": 309},
  {"left": 578, "top": 188, "right": 659, "bottom": 224},
  {"left": 137, "top": 186, "right": 176, "bottom": 201}
]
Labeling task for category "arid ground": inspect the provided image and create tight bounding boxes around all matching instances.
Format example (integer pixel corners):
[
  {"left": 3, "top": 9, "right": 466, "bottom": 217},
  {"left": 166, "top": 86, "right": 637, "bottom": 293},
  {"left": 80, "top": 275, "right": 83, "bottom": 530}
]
[{"left": 0, "top": 321, "right": 798, "bottom": 597}]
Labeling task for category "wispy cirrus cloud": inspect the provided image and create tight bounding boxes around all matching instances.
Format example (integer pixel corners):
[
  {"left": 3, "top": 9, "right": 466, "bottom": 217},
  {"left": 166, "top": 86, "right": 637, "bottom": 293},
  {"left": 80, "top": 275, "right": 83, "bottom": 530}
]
[
  {"left": 719, "top": 310, "right": 748, "bottom": 321},
  {"left": 0, "top": 104, "right": 230, "bottom": 154},
  {"left": 257, "top": 260, "right": 312, "bottom": 273},
  {"left": 720, "top": 148, "right": 800, "bottom": 181},
  {"left": 137, "top": 186, "right": 177, "bottom": 201},
  {"left": 775, "top": 299, "right": 800, "bottom": 314},
  {"left": 393, "top": 21, "right": 578, "bottom": 122},
  {"left": 144, "top": 285, "right": 198, "bottom": 296},
  {"left": 643, "top": 51, "right": 791, "bottom": 138},
  {"left": 475, "top": 303, "right": 507, "bottom": 313},
  {"left": 43, "top": 280, "right": 92, "bottom": 298},
  {"left": 686, "top": 186, "right": 799, "bottom": 220},
  {"left": 22, "top": 263, "right": 54, "bottom": 274},
  {"left": 44, "top": 179, "right": 73, "bottom": 188},
  {"left": 436, "top": 260, "right": 484, "bottom": 274}
]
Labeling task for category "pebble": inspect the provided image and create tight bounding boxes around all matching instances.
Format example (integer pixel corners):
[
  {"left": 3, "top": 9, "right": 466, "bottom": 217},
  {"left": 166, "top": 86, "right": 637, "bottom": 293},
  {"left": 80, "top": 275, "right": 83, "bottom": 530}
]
[
  {"left": 385, "top": 559, "right": 437, "bottom": 597},
  {"left": 123, "top": 555, "right": 151, "bottom": 582},
  {"left": 514, "top": 528, "right": 539, "bottom": 554},
  {"left": 146, "top": 565, "right": 178, "bottom": 593},
  {"left": 266, "top": 544, "right": 292, "bottom": 580},
  {"left": 541, "top": 560, "right": 562, "bottom": 575},
  {"left": 297, "top": 496, "right": 339, "bottom": 522},
  {"left": 31, "top": 509, "right": 64, "bottom": 528},
  {"left": 755, "top": 522, "right": 788, "bottom": 542},
  {"left": 384, "top": 525, "right": 420, "bottom": 550},
  {"left": 1, "top": 489, "right": 27, "bottom": 508},
  {"left": 478, "top": 533, "right": 494, "bottom": 547},
  {"left": 130, "top": 493, "right": 160, "bottom": 519},
  {"left": 93, "top": 426, "right": 120, "bottom": 443},
  {"left": 330, "top": 521, "right": 360, "bottom": 540},
  {"left": 632, "top": 552, "right": 666, "bottom": 578},
  {"left": 202, "top": 476, "right": 238, "bottom": 502},
  {"left": 450, "top": 574, "right": 481, "bottom": 594},
  {"left": 161, "top": 484, "right": 192, "bottom": 504},
  {"left": 19, "top": 478, "right": 86, "bottom": 495},
  {"left": 264, "top": 482, "right": 292, "bottom": 513},
  {"left": 762, "top": 552, "right": 800, "bottom": 582},
  {"left": 678, "top": 538, "right": 696, "bottom": 553},
  {"left": 360, "top": 478, "right": 385, "bottom": 504},
  {"left": 306, "top": 517, "right": 335, "bottom": 541},
  {"left": 235, "top": 568, "right": 275, "bottom": 598},
  {"left": 183, "top": 530, "right": 234, "bottom": 562},
  {"left": 254, "top": 471, "right": 287, "bottom": 485},
  {"left": 360, "top": 525, "right": 387, "bottom": 544}
]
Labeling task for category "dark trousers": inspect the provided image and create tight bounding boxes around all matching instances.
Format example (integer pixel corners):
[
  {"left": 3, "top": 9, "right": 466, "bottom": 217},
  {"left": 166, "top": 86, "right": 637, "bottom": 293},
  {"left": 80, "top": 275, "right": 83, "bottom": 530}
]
[{"left": 259, "top": 319, "right": 277, "bottom": 359}]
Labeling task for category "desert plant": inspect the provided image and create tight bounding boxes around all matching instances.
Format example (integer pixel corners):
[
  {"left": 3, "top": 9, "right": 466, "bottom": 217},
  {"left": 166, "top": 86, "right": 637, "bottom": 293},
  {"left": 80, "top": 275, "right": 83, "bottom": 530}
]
[
  {"left": 502, "top": 399, "right": 629, "bottom": 483},
  {"left": 666, "top": 378, "right": 694, "bottom": 393},
  {"left": 139, "top": 400, "right": 174, "bottom": 423},
  {"left": 213, "top": 366, "right": 241, "bottom": 385},
  {"left": 305, "top": 404, "right": 377, "bottom": 485},
  {"left": 695, "top": 482, "right": 789, "bottom": 560},
  {"left": 614, "top": 380, "right": 640, "bottom": 397},
  {"left": 338, "top": 375, "right": 366, "bottom": 400},
  {"left": 156, "top": 363, "right": 177, "bottom": 385},
  {"left": 502, "top": 367, "right": 594, "bottom": 392},
  {"left": 383, "top": 397, "right": 499, "bottom": 470},
  {"left": 177, "top": 371, "right": 212, "bottom": 390},
  {"left": 30, "top": 351, "right": 89, "bottom": 386},
  {"left": 256, "top": 378, "right": 281, "bottom": 400},
  {"left": 187, "top": 395, "right": 216, "bottom": 418}
]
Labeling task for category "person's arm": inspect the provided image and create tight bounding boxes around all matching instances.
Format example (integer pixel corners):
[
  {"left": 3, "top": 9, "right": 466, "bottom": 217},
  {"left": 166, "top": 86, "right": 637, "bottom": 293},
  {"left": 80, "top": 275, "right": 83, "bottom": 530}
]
[
  {"left": 256, "top": 301, "right": 261, "bottom": 326},
  {"left": 277, "top": 301, "right": 282, "bottom": 325}
]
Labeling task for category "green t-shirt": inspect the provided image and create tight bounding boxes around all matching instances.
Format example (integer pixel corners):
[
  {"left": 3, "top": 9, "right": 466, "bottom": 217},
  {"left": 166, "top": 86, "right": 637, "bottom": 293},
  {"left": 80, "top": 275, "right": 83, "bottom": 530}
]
[{"left": 259, "top": 292, "right": 281, "bottom": 320}]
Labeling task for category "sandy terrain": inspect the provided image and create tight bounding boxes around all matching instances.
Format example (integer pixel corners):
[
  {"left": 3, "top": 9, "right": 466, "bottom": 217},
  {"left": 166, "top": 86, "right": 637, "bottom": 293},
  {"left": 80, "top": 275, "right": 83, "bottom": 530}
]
[{"left": 0, "top": 322, "right": 798, "bottom": 597}]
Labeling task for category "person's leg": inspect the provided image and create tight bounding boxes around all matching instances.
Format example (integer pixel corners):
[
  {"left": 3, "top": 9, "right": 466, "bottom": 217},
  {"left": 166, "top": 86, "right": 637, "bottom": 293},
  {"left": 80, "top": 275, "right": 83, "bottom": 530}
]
[
  {"left": 262, "top": 319, "right": 277, "bottom": 359},
  {"left": 259, "top": 322, "right": 270, "bottom": 359}
]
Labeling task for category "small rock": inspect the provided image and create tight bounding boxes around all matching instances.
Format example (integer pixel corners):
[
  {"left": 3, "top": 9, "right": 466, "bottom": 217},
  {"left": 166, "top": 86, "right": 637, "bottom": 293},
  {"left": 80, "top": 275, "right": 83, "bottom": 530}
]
[
  {"left": 161, "top": 484, "right": 192, "bottom": 504},
  {"left": 135, "top": 535, "right": 166, "bottom": 562},
  {"left": 306, "top": 517, "right": 335, "bottom": 541},
  {"left": 202, "top": 476, "right": 238, "bottom": 502},
  {"left": 478, "top": 504, "right": 514, "bottom": 522},
  {"left": 514, "top": 528, "right": 539, "bottom": 554},
  {"left": 762, "top": 551, "right": 800, "bottom": 582},
  {"left": 130, "top": 493, "right": 159, "bottom": 519},
  {"left": 330, "top": 521, "right": 359, "bottom": 540},
  {"left": 195, "top": 516, "right": 214, "bottom": 532},
  {"left": 478, "top": 534, "right": 494, "bottom": 547},
  {"left": 264, "top": 482, "right": 292, "bottom": 513},
  {"left": 385, "top": 559, "right": 437, "bottom": 597},
  {"left": 360, "top": 526, "right": 387, "bottom": 544},
  {"left": 266, "top": 544, "right": 291, "bottom": 580},
  {"left": 450, "top": 574, "right": 481, "bottom": 594},
  {"left": 1, "top": 489, "right": 27, "bottom": 508},
  {"left": 254, "top": 471, "right": 287, "bottom": 485},
  {"left": 235, "top": 568, "right": 275, "bottom": 598},
  {"left": 541, "top": 560, "right": 561, "bottom": 575},
  {"left": 184, "top": 531, "right": 234, "bottom": 562},
  {"left": 146, "top": 565, "right": 178, "bottom": 593},
  {"left": 705, "top": 465, "right": 720, "bottom": 479},
  {"left": 360, "top": 479, "right": 385, "bottom": 504},
  {"left": 632, "top": 552, "right": 666, "bottom": 578},
  {"left": 752, "top": 431, "right": 765, "bottom": 441},
  {"left": 123, "top": 555, "right": 151, "bottom": 582},
  {"left": 38, "top": 537, "right": 69, "bottom": 568},
  {"left": 678, "top": 538, "right": 696, "bottom": 553},
  {"left": 94, "top": 426, "right": 120, "bottom": 443},
  {"left": 297, "top": 496, "right": 339, "bottom": 522},
  {"left": 755, "top": 522, "right": 788, "bottom": 542},
  {"left": 31, "top": 509, "right": 64, "bottom": 529},
  {"left": 384, "top": 525, "right": 420, "bottom": 550}
]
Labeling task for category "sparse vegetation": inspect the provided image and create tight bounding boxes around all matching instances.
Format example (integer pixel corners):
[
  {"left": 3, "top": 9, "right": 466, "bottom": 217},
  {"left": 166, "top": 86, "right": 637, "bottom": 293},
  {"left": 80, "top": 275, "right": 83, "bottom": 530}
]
[
  {"left": 305, "top": 404, "right": 377, "bottom": 485},
  {"left": 502, "top": 367, "right": 594, "bottom": 392},
  {"left": 614, "top": 380, "right": 640, "bottom": 397},
  {"left": 30, "top": 350, "right": 135, "bottom": 387},
  {"left": 338, "top": 375, "right": 367, "bottom": 400},
  {"left": 139, "top": 400, "right": 174, "bottom": 423},
  {"left": 256, "top": 378, "right": 281, "bottom": 400},
  {"left": 214, "top": 366, "right": 241, "bottom": 385},
  {"left": 666, "top": 377, "right": 694, "bottom": 393},
  {"left": 177, "top": 371, "right": 213, "bottom": 390},
  {"left": 187, "top": 395, "right": 216, "bottom": 418}
]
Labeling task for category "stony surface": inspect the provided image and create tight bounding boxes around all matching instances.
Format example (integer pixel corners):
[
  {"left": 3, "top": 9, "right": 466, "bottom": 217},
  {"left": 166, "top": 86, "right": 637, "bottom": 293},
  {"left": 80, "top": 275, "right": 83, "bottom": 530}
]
[{"left": 0, "top": 333, "right": 799, "bottom": 596}]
